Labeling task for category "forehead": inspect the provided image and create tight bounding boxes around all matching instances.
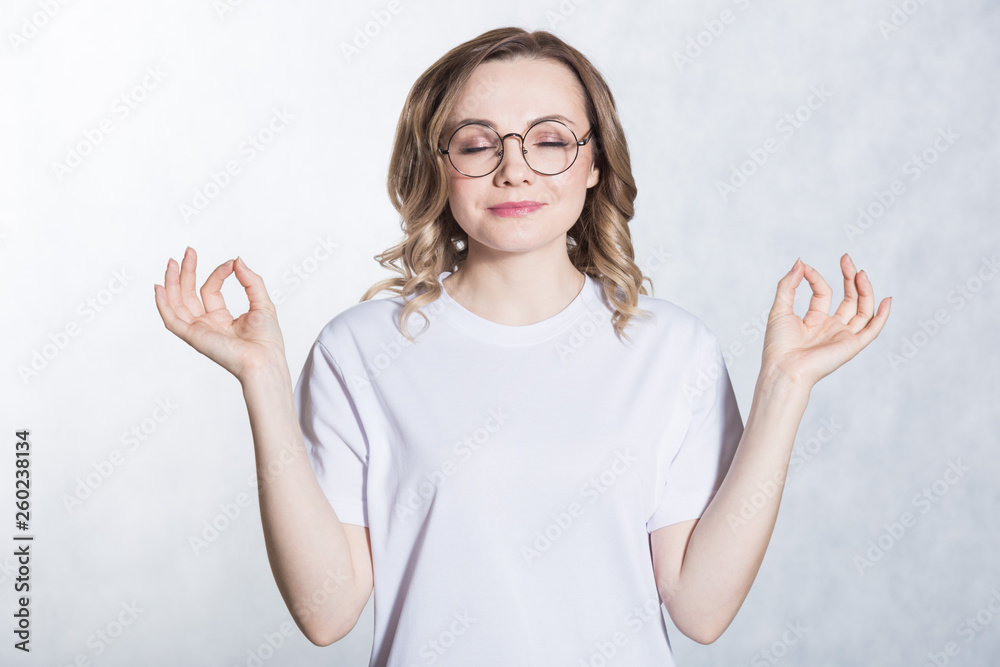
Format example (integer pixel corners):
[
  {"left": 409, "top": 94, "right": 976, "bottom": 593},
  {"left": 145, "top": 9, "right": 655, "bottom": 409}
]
[{"left": 446, "top": 58, "right": 587, "bottom": 129}]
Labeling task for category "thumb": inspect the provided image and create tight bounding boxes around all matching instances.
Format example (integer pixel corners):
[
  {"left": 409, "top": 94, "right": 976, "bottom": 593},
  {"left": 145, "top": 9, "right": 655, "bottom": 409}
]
[
  {"left": 770, "top": 258, "right": 804, "bottom": 319},
  {"left": 232, "top": 256, "right": 276, "bottom": 314}
]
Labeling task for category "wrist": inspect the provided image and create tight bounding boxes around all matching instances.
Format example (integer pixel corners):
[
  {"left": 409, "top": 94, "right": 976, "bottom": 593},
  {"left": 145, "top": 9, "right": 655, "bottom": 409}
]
[
  {"left": 755, "top": 361, "right": 813, "bottom": 402},
  {"left": 239, "top": 356, "right": 292, "bottom": 392}
]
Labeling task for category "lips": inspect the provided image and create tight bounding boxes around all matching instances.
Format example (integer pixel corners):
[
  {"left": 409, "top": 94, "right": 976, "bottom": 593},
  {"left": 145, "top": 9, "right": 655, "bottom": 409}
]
[
  {"left": 489, "top": 200, "right": 544, "bottom": 210},
  {"left": 487, "top": 201, "right": 545, "bottom": 217}
]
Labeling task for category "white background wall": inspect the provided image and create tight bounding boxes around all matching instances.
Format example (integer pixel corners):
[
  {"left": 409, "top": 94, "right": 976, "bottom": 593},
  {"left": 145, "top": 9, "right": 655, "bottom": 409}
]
[{"left": 2, "top": 0, "right": 998, "bottom": 665}]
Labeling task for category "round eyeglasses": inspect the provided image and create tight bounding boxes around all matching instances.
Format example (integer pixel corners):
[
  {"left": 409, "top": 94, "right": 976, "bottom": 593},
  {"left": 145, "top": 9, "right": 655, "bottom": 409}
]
[{"left": 439, "top": 119, "right": 595, "bottom": 177}]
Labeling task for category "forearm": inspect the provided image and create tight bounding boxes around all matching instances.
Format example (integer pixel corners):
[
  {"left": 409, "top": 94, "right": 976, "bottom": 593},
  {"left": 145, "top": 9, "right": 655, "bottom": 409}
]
[
  {"left": 241, "top": 361, "right": 365, "bottom": 644},
  {"left": 666, "top": 363, "right": 812, "bottom": 641}
]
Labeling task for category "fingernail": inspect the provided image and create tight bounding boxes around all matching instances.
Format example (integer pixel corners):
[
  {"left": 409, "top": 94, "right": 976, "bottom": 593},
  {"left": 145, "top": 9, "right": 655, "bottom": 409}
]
[{"left": 792, "top": 257, "right": 800, "bottom": 271}]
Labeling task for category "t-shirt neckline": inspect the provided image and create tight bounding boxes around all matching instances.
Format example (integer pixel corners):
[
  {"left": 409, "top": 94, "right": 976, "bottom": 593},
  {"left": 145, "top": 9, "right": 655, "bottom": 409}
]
[{"left": 435, "top": 270, "right": 599, "bottom": 346}]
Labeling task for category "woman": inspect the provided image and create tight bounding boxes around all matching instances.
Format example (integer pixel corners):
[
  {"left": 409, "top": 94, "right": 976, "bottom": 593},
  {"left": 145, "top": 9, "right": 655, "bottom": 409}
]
[{"left": 154, "top": 27, "right": 890, "bottom": 666}]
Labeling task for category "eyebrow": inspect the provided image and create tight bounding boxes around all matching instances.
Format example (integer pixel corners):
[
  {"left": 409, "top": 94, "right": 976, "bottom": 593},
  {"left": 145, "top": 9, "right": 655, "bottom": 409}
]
[{"left": 448, "top": 114, "right": 577, "bottom": 131}]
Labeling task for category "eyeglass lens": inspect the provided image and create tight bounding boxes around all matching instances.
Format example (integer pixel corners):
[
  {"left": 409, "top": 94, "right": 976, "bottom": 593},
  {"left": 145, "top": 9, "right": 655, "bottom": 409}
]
[{"left": 447, "top": 121, "right": 580, "bottom": 176}]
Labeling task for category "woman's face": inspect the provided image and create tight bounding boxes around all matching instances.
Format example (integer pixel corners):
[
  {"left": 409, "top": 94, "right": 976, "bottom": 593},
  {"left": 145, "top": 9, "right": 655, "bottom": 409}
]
[{"left": 441, "top": 57, "right": 600, "bottom": 259}]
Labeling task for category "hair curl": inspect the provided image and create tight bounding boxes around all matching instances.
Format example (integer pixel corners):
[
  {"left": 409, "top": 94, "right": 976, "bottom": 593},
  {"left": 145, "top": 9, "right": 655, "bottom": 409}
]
[{"left": 360, "top": 26, "right": 654, "bottom": 343}]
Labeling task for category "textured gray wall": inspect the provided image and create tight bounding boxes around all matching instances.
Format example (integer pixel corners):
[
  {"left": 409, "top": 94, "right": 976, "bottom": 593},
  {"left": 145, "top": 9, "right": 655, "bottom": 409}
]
[{"left": 2, "top": 0, "right": 998, "bottom": 665}]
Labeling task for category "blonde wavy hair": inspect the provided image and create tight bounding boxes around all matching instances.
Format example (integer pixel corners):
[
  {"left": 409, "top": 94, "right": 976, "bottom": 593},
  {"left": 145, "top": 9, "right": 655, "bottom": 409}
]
[{"left": 360, "top": 26, "right": 654, "bottom": 343}]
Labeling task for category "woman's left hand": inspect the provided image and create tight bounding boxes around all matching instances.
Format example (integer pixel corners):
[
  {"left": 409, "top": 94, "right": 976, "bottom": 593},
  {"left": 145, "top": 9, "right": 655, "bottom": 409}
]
[{"left": 761, "top": 253, "right": 892, "bottom": 388}]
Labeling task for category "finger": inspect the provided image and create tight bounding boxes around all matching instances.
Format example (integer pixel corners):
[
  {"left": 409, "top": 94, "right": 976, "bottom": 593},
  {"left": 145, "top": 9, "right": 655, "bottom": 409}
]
[
  {"left": 154, "top": 282, "right": 194, "bottom": 343},
  {"left": 179, "top": 247, "right": 206, "bottom": 317},
  {"left": 769, "top": 258, "right": 805, "bottom": 320},
  {"left": 200, "top": 258, "right": 236, "bottom": 313},
  {"left": 854, "top": 296, "right": 892, "bottom": 349},
  {"left": 232, "top": 256, "right": 276, "bottom": 314},
  {"left": 833, "top": 253, "right": 860, "bottom": 326},
  {"left": 848, "top": 269, "right": 875, "bottom": 331},
  {"left": 801, "top": 262, "right": 833, "bottom": 328},
  {"left": 164, "top": 257, "right": 196, "bottom": 321}
]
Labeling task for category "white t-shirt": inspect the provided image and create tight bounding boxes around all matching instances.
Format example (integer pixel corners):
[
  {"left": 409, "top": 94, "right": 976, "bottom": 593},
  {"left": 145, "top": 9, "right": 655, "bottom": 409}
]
[{"left": 292, "top": 270, "right": 743, "bottom": 667}]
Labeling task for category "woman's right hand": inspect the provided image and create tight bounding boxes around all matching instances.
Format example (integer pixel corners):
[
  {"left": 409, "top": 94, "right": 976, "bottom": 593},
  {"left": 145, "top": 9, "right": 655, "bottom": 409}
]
[{"left": 154, "top": 247, "right": 286, "bottom": 383}]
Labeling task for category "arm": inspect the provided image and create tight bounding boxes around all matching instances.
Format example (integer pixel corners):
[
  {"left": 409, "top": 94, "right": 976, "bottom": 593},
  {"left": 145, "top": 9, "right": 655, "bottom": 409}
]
[
  {"left": 651, "top": 254, "right": 891, "bottom": 644},
  {"left": 651, "top": 366, "right": 808, "bottom": 644},
  {"left": 242, "top": 361, "right": 374, "bottom": 646},
  {"left": 153, "top": 248, "right": 372, "bottom": 645}
]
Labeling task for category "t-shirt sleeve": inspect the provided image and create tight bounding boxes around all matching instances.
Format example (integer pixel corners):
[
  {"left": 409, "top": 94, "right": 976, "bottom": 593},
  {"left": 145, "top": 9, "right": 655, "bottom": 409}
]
[
  {"left": 646, "top": 332, "right": 743, "bottom": 533},
  {"left": 292, "top": 337, "right": 369, "bottom": 527}
]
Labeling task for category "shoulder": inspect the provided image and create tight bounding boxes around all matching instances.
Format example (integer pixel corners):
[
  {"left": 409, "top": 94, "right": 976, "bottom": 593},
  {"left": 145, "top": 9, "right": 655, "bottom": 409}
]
[
  {"left": 314, "top": 293, "right": 406, "bottom": 348},
  {"left": 312, "top": 288, "right": 439, "bottom": 359},
  {"left": 630, "top": 291, "right": 733, "bottom": 407},
  {"left": 631, "top": 288, "right": 721, "bottom": 353}
]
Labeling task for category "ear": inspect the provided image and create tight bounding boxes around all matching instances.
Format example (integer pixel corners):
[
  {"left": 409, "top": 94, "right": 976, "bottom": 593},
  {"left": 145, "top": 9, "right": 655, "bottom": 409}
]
[{"left": 586, "top": 160, "right": 600, "bottom": 189}]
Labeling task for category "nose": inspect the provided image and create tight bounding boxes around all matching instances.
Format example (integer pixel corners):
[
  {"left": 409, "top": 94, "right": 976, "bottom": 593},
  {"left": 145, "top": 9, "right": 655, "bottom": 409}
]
[{"left": 494, "top": 133, "right": 535, "bottom": 183}]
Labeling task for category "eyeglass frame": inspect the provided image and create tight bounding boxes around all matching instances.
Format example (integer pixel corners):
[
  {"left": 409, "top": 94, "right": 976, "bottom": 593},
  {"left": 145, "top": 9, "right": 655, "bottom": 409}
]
[{"left": 438, "top": 118, "right": 596, "bottom": 177}]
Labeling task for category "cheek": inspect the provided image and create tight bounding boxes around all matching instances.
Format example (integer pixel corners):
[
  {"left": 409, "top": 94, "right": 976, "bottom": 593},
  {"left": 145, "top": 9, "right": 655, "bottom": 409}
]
[
  {"left": 552, "top": 171, "right": 589, "bottom": 203},
  {"left": 565, "top": 157, "right": 594, "bottom": 190},
  {"left": 448, "top": 179, "right": 470, "bottom": 204},
  {"left": 446, "top": 178, "right": 484, "bottom": 219}
]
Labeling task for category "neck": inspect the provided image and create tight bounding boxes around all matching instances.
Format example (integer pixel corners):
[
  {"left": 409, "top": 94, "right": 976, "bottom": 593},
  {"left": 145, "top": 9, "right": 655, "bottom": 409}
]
[{"left": 442, "top": 248, "right": 586, "bottom": 326}]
